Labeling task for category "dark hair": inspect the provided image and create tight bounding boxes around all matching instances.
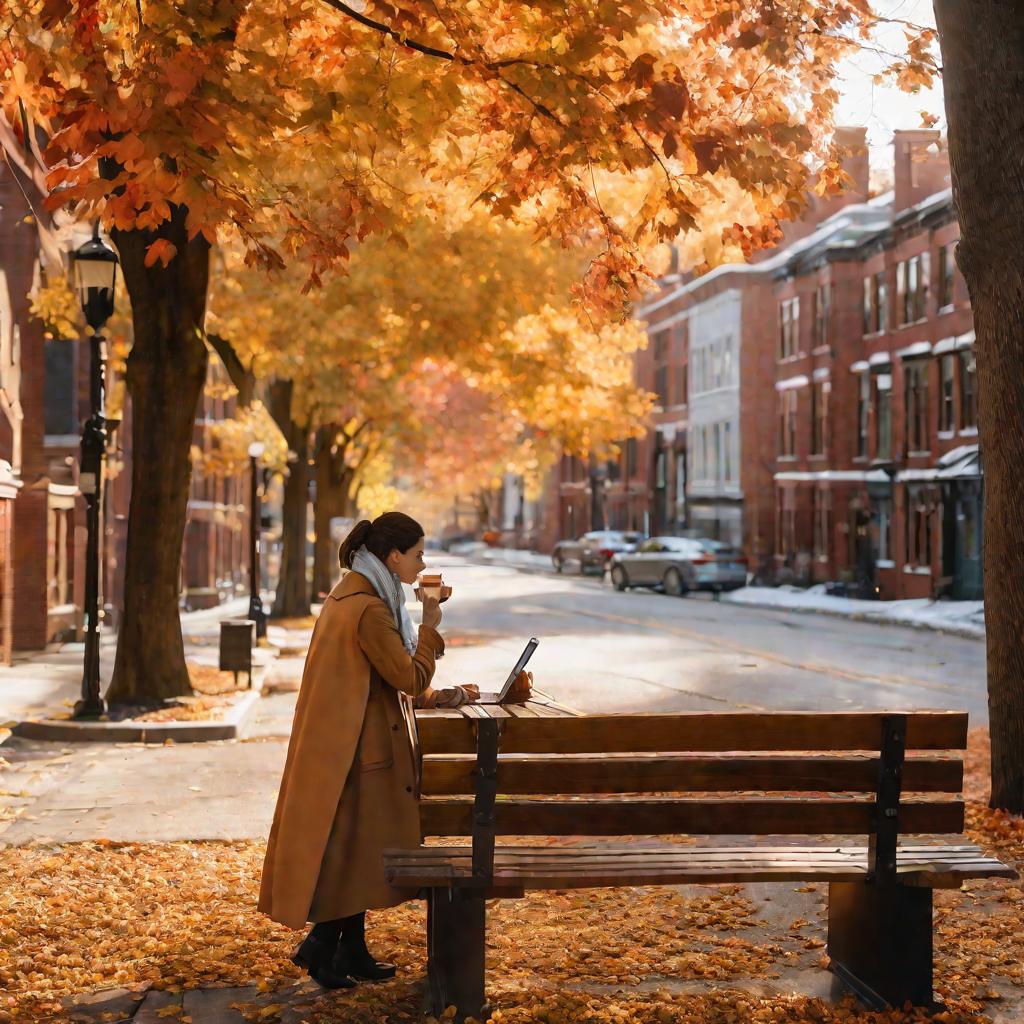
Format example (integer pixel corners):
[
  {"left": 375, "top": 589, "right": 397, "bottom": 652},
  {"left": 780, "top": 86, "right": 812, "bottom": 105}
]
[{"left": 339, "top": 512, "right": 425, "bottom": 570}]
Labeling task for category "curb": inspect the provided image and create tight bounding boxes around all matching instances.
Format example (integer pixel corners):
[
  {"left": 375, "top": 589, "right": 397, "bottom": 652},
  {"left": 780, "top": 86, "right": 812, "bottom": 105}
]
[{"left": 12, "top": 689, "right": 261, "bottom": 744}]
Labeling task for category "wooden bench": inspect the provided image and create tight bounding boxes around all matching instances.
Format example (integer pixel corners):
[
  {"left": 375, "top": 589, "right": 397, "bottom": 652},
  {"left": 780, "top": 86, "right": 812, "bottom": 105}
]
[{"left": 384, "top": 710, "right": 1016, "bottom": 1021}]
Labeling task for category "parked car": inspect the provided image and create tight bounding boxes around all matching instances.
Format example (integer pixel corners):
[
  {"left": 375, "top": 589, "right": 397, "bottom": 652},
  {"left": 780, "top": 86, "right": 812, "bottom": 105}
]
[
  {"left": 551, "top": 530, "right": 645, "bottom": 575},
  {"left": 609, "top": 536, "right": 747, "bottom": 595}
]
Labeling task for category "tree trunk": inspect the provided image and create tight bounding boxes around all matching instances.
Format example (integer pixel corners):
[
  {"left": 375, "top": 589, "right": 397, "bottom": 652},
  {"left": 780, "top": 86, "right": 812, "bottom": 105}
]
[
  {"left": 934, "top": 0, "right": 1024, "bottom": 811},
  {"left": 106, "top": 212, "right": 210, "bottom": 703},
  {"left": 311, "top": 426, "right": 356, "bottom": 603},
  {"left": 268, "top": 380, "right": 311, "bottom": 619}
]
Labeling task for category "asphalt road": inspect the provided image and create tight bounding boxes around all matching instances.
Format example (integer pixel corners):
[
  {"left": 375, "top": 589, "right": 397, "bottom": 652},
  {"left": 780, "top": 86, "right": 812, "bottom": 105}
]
[{"left": 432, "top": 555, "right": 988, "bottom": 722}]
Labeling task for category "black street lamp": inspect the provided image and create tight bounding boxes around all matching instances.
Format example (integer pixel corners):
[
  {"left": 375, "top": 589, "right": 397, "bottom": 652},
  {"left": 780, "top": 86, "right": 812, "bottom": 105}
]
[
  {"left": 71, "top": 225, "right": 118, "bottom": 719},
  {"left": 247, "top": 441, "right": 268, "bottom": 639}
]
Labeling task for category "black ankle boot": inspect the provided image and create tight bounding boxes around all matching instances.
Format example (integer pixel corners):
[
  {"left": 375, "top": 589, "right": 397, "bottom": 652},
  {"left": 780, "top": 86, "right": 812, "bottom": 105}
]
[
  {"left": 291, "top": 931, "right": 357, "bottom": 989},
  {"left": 334, "top": 912, "right": 397, "bottom": 982}
]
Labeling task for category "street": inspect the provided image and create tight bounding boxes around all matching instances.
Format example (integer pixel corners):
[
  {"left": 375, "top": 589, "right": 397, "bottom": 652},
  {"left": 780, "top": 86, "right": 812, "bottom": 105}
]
[{"left": 0, "top": 556, "right": 987, "bottom": 848}]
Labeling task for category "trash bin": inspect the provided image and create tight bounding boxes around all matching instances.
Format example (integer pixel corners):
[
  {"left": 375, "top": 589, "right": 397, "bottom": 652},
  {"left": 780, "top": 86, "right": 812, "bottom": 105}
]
[{"left": 219, "top": 619, "right": 255, "bottom": 688}]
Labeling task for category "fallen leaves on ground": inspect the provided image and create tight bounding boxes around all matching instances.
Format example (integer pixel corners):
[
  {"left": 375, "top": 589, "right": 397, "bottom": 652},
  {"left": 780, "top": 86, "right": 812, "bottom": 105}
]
[
  {"left": 0, "top": 730, "right": 1020, "bottom": 1023},
  {"left": 186, "top": 663, "right": 248, "bottom": 696}
]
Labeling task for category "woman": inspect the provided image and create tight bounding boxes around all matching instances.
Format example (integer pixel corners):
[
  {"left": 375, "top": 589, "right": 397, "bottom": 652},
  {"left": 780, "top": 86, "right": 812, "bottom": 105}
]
[{"left": 258, "top": 512, "right": 493, "bottom": 989}]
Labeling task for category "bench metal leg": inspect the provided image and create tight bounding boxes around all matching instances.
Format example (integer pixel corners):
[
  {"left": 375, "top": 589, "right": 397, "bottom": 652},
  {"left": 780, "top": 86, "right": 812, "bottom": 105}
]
[
  {"left": 827, "top": 882, "right": 936, "bottom": 1009},
  {"left": 427, "top": 887, "right": 487, "bottom": 1022}
]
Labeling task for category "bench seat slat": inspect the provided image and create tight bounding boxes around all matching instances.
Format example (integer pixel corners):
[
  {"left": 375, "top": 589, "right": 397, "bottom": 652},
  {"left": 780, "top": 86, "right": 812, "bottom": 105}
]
[
  {"left": 421, "top": 754, "right": 964, "bottom": 796},
  {"left": 416, "top": 711, "right": 968, "bottom": 756},
  {"left": 420, "top": 796, "right": 965, "bottom": 837},
  {"left": 384, "top": 843, "right": 1015, "bottom": 890}
]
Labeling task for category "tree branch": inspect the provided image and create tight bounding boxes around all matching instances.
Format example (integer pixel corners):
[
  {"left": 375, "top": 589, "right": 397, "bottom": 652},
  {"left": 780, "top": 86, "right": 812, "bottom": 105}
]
[{"left": 206, "top": 332, "right": 256, "bottom": 407}]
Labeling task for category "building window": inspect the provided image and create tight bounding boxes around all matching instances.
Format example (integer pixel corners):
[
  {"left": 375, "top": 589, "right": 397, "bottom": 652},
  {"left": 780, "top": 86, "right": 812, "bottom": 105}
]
[
  {"left": 676, "top": 363, "right": 688, "bottom": 406},
  {"left": 813, "top": 284, "right": 831, "bottom": 348},
  {"left": 654, "top": 364, "right": 669, "bottom": 407},
  {"left": 872, "top": 497, "right": 893, "bottom": 563},
  {"left": 906, "top": 485, "right": 933, "bottom": 567},
  {"left": 896, "top": 253, "right": 930, "bottom": 326},
  {"left": 811, "top": 380, "right": 829, "bottom": 456},
  {"left": 813, "top": 489, "right": 831, "bottom": 560},
  {"left": 44, "top": 340, "right": 78, "bottom": 436},
  {"left": 939, "top": 354, "right": 956, "bottom": 432},
  {"left": 675, "top": 452, "right": 686, "bottom": 506},
  {"left": 905, "top": 361, "right": 930, "bottom": 453},
  {"left": 724, "top": 421, "right": 733, "bottom": 482},
  {"left": 959, "top": 350, "right": 977, "bottom": 428},
  {"left": 779, "top": 391, "right": 797, "bottom": 457},
  {"left": 864, "top": 273, "right": 890, "bottom": 334},
  {"left": 777, "top": 488, "right": 796, "bottom": 556},
  {"left": 938, "top": 242, "right": 956, "bottom": 309},
  {"left": 779, "top": 297, "right": 800, "bottom": 359},
  {"left": 874, "top": 371, "right": 893, "bottom": 460},
  {"left": 722, "top": 336, "right": 733, "bottom": 386},
  {"left": 626, "top": 438, "right": 638, "bottom": 478},
  {"left": 856, "top": 372, "right": 870, "bottom": 458}
]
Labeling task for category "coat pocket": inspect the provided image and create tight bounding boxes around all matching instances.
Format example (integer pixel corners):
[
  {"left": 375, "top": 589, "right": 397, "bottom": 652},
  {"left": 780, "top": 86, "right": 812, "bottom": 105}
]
[{"left": 358, "top": 688, "right": 394, "bottom": 772}]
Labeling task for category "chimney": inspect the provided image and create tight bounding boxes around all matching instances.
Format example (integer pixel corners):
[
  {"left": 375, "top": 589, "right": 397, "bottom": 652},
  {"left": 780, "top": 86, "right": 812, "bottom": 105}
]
[
  {"left": 833, "top": 126, "right": 869, "bottom": 201},
  {"left": 893, "top": 129, "right": 950, "bottom": 212}
]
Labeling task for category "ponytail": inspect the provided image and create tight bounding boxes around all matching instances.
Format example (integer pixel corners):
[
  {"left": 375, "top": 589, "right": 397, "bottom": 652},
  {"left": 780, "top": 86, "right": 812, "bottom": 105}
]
[
  {"left": 339, "top": 519, "right": 374, "bottom": 569},
  {"left": 339, "top": 512, "right": 425, "bottom": 570}
]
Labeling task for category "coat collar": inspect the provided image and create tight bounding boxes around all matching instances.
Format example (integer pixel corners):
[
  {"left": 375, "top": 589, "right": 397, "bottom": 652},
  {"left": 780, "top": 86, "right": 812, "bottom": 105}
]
[{"left": 328, "top": 570, "right": 376, "bottom": 601}]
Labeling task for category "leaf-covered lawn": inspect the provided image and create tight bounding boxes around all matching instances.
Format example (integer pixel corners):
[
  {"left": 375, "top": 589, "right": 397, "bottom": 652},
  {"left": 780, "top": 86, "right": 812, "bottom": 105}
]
[{"left": 0, "top": 729, "right": 1021, "bottom": 1023}]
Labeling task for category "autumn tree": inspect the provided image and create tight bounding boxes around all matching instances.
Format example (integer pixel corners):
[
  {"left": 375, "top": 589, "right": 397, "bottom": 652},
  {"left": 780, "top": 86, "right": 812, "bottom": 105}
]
[
  {"left": 3, "top": 0, "right": 876, "bottom": 701},
  {"left": 927, "top": 2, "right": 1024, "bottom": 812}
]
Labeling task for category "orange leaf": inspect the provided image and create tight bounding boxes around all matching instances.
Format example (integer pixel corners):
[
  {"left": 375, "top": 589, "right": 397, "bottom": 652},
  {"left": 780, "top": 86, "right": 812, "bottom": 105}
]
[{"left": 144, "top": 240, "right": 178, "bottom": 268}]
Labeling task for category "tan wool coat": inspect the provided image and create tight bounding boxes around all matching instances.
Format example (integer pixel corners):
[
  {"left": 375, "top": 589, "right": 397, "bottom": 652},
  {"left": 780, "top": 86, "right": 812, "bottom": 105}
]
[{"left": 258, "top": 571, "right": 444, "bottom": 929}]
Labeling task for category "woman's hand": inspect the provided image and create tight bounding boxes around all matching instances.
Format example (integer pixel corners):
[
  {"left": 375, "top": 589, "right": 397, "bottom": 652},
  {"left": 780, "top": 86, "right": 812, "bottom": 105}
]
[
  {"left": 458, "top": 684, "right": 481, "bottom": 703},
  {"left": 421, "top": 596, "right": 442, "bottom": 630},
  {"left": 507, "top": 670, "right": 533, "bottom": 703}
]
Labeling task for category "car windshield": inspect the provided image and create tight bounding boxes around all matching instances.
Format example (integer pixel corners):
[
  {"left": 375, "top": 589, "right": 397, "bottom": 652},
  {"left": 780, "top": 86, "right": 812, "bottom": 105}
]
[
  {"left": 659, "top": 537, "right": 699, "bottom": 553},
  {"left": 586, "top": 532, "right": 641, "bottom": 543}
]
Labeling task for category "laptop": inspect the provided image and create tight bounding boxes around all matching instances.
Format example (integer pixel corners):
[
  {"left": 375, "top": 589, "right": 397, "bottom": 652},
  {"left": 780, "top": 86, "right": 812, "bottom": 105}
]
[{"left": 475, "top": 638, "right": 540, "bottom": 704}]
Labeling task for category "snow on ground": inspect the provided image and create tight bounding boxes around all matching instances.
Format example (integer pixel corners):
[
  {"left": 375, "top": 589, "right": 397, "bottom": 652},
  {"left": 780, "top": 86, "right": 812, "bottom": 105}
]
[{"left": 720, "top": 584, "right": 985, "bottom": 638}]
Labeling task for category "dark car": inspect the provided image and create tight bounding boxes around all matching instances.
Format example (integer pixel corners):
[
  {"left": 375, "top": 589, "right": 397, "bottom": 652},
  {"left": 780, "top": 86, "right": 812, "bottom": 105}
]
[
  {"left": 609, "top": 536, "right": 747, "bottom": 595},
  {"left": 552, "top": 530, "right": 645, "bottom": 575}
]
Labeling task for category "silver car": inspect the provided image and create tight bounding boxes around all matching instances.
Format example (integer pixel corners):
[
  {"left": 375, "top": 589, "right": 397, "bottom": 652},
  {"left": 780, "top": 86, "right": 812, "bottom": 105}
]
[{"left": 609, "top": 536, "right": 748, "bottom": 596}]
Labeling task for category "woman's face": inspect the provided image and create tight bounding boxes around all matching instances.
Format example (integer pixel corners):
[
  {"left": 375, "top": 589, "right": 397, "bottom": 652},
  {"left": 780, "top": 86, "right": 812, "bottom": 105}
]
[{"left": 386, "top": 537, "right": 426, "bottom": 585}]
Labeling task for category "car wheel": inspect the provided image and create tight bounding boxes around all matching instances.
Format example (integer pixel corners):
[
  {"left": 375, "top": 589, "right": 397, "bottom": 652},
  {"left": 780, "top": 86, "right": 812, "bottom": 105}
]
[
  {"left": 552, "top": 553, "right": 564, "bottom": 573},
  {"left": 610, "top": 565, "right": 630, "bottom": 592},
  {"left": 663, "top": 567, "right": 688, "bottom": 597}
]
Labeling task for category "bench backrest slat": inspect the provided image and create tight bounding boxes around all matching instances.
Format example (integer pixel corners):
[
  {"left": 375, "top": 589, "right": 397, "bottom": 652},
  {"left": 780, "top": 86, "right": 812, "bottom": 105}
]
[
  {"left": 420, "top": 796, "right": 965, "bottom": 838},
  {"left": 420, "top": 753, "right": 964, "bottom": 797},
  {"left": 416, "top": 711, "right": 968, "bottom": 756}
]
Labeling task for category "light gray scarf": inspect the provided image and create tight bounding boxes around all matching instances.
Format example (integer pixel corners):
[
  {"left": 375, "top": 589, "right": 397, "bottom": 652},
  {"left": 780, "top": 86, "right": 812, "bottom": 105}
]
[{"left": 352, "top": 546, "right": 418, "bottom": 655}]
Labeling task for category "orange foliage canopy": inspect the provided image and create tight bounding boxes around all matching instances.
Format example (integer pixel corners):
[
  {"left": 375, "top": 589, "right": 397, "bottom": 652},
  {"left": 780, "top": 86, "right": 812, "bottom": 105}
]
[{"left": 3, "top": 0, "right": 885, "bottom": 309}]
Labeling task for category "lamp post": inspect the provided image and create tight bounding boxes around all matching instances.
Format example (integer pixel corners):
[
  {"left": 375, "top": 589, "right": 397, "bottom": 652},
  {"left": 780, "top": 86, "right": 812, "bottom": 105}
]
[
  {"left": 71, "top": 225, "right": 119, "bottom": 718},
  {"left": 248, "top": 441, "right": 267, "bottom": 638}
]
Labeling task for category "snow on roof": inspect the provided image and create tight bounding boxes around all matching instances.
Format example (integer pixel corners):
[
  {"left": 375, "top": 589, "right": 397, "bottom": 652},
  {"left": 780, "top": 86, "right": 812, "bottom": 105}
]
[
  {"left": 895, "top": 186, "right": 954, "bottom": 223},
  {"left": 812, "top": 367, "right": 830, "bottom": 381},
  {"left": 956, "top": 330, "right": 975, "bottom": 349},
  {"left": 868, "top": 352, "right": 892, "bottom": 366},
  {"left": 776, "top": 374, "right": 810, "bottom": 391},
  {"left": 896, "top": 340, "right": 932, "bottom": 359},
  {"left": 933, "top": 336, "right": 957, "bottom": 355},
  {"left": 850, "top": 360, "right": 869, "bottom": 372}
]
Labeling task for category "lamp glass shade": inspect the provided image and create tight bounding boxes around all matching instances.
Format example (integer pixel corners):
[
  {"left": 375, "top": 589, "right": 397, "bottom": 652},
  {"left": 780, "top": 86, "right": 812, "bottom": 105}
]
[{"left": 73, "top": 234, "right": 119, "bottom": 330}]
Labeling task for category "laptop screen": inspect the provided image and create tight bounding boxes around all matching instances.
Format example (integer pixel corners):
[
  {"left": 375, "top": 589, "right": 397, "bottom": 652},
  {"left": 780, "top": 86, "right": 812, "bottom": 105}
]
[{"left": 497, "top": 638, "right": 540, "bottom": 701}]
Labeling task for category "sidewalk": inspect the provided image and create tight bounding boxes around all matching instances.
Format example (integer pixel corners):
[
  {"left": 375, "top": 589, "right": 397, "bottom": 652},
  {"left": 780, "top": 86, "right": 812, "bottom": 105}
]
[
  {"left": 0, "top": 596, "right": 277, "bottom": 724},
  {"left": 458, "top": 543, "right": 987, "bottom": 640}
]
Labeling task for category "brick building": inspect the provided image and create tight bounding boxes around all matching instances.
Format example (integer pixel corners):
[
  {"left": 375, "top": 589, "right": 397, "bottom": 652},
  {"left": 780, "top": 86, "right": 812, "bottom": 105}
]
[
  {"left": 1, "top": 155, "right": 253, "bottom": 658},
  {"left": 770, "top": 130, "right": 979, "bottom": 600}
]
